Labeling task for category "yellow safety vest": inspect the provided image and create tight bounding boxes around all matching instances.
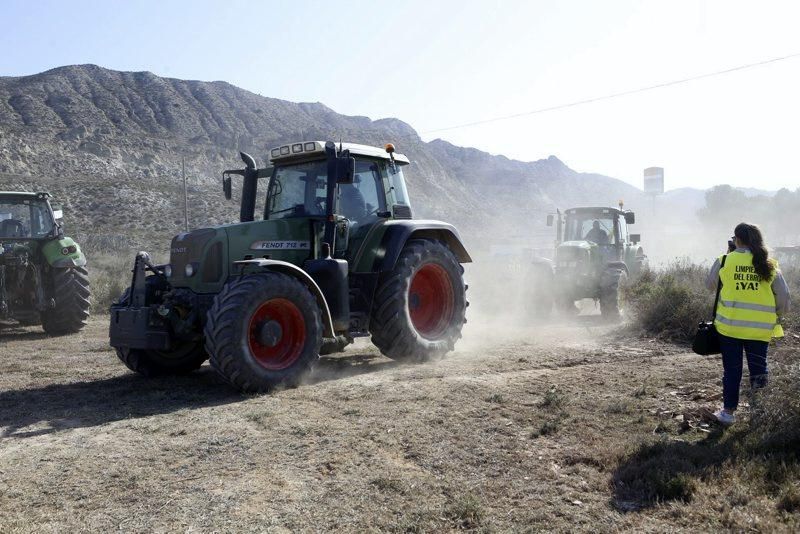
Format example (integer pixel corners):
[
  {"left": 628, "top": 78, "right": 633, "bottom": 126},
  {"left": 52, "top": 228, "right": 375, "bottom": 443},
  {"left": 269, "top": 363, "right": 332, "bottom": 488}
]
[{"left": 714, "top": 251, "right": 782, "bottom": 342}]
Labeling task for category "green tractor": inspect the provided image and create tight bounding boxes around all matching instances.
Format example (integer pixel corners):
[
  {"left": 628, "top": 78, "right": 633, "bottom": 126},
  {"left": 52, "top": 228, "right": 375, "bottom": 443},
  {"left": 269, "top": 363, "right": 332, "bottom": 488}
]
[
  {"left": 0, "top": 192, "right": 90, "bottom": 334},
  {"left": 528, "top": 204, "right": 646, "bottom": 319},
  {"left": 110, "top": 141, "right": 471, "bottom": 392}
]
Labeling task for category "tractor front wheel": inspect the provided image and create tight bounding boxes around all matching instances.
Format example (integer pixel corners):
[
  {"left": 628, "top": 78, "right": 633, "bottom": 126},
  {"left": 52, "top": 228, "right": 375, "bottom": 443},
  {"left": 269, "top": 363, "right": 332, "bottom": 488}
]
[
  {"left": 370, "top": 239, "right": 467, "bottom": 362},
  {"left": 600, "top": 268, "right": 627, "bottom": 320},
  {"left": 116, "top": 344, "right": 208, "bottom": 376},
  {"left": 41, "top": 266, "right": 91, "bottom": 336},
  {"left": 204, "top": 272, "right": 322, "bottom": 393},
  {"left": 114, "top": 287, "right": 208, "bottom": 375}
]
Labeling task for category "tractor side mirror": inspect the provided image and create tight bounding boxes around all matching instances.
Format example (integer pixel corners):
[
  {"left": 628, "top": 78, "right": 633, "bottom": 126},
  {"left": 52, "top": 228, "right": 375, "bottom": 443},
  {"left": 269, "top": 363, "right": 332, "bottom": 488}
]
[
  {"left": 546, "top": 214, "right": 554, "bottom": 227},
  {"left": 222, "top": 174, "right": 232, "bottom": 200},
  {"left": 624, "top": 211, "right": 635, "bottom": 225},
  {"left": 257, "top": 166, "right": 274, "bottom": 179},
  {"left": 336, "top": 156, "right": 356, "bottom": 184},
  {"left": 630, "top": 233, "right": 641, "bottom": 244}
]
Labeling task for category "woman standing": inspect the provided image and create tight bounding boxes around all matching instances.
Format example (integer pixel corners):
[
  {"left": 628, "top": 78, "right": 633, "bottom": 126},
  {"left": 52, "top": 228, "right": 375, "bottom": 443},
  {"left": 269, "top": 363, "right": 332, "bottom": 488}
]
[{"left": 705, "top": 223, "right": 791, "bottom": 426}]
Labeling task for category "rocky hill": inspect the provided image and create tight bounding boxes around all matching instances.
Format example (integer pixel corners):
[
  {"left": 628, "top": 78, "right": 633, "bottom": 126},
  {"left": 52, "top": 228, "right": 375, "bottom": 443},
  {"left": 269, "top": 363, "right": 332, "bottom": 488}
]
[{"left": 0, "top": 64, "right": 645, "bottom": 254}]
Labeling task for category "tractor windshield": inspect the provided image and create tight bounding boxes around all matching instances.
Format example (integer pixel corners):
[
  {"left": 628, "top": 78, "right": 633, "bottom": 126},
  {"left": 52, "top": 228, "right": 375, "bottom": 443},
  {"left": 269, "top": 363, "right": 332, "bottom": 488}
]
[
  {"left": 265, "top": 160, "right": 329, "bottom": 219},
  {"left": 0, "top": 198, "right": 55, "bottom": 239},
  {"left": 564, "top": 213, "right": 618, "bottom": 245}
]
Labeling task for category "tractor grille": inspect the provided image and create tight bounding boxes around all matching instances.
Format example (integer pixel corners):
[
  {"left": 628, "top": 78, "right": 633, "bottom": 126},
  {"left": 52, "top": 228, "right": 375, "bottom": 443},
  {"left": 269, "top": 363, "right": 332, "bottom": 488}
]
[
  {"left": 170, "top": 229, "right": 215, "bottom": 282},
  {"left": 556, "top": 246, "right": 588, "bottom": 271}
]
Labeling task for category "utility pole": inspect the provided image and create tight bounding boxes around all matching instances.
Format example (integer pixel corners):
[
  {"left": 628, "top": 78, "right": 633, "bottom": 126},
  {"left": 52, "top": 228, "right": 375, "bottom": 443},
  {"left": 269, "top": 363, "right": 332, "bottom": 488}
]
[{"left": 182, "top": 156, "right": 189, "bottom": 232}]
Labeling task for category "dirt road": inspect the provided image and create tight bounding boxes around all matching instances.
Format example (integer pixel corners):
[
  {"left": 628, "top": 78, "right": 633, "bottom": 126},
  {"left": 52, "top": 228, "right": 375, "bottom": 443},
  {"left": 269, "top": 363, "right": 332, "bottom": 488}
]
[{"left": 0, "top": 317, "right": 743, "bottom": 532}]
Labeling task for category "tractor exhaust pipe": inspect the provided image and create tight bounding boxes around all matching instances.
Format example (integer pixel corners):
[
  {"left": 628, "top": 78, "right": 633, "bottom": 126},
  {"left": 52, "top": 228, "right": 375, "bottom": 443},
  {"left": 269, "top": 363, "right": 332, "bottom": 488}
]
[{"left": 239, "top": 152, "right": 258, "bottom": 223}]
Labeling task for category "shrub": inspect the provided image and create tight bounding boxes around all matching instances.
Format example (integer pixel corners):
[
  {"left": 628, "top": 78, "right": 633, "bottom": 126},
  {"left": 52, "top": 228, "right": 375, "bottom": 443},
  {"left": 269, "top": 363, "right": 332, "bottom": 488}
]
[
  {"left": 748, "top": 360, "right": 800, "bottom": 452},
  {"left": 623, "top": 260, "right": 712, "bottom": 343},
  {"left": 88, "top": 252, "right": 131, "bottom": 314},
  {"left": 445, "top": 494, "right": 483, "bottom": 529}
]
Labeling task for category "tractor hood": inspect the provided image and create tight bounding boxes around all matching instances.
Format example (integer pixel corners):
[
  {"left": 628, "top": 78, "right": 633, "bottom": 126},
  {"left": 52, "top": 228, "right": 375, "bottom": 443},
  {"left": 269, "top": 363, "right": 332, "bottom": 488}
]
[
  {"left": 558, "top": 240, "right": 593, "bottom": 251},
  {"left": 555, "top": 241, "right": 595, "bottom": 271},
  {"left": 168, "top": 218, "right": 317, "bottom": 293}
]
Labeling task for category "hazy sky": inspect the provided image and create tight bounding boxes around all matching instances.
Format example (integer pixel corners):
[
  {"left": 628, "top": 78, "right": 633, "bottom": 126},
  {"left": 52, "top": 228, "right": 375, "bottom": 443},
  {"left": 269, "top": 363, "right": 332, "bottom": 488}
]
[{"left": 1, "top": 0, "right": 798, "bottom": 191}]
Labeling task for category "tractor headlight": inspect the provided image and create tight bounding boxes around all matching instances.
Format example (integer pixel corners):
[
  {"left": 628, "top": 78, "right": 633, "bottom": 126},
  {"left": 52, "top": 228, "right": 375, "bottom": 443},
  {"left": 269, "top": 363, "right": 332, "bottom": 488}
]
[
  {"left": 185, "top": 263, "right": 195, "bottom": 277},
  {"left": 163, "top": 264, "right": 173, "bottom": 278}
]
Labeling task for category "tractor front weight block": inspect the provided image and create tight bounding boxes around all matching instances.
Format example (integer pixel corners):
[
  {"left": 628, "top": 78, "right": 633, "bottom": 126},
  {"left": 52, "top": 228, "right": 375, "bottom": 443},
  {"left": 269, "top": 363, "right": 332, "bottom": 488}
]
[{"left": 109, "top": 305, "right": 172, "bottom": 351}]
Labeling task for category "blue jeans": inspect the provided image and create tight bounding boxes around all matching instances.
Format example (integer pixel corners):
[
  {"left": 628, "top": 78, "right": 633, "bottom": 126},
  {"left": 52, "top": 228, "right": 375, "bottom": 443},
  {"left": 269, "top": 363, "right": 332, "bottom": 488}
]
[{"left": 719, "top": 334, "right": 769, "bottom": 411}]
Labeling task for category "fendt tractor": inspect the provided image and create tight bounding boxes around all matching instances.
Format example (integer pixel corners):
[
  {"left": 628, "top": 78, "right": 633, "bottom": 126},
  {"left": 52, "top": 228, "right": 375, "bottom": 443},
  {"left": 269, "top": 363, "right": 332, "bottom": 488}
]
[
  {"left": 527, "top": 204, "right": 646, "bottom": 319},
  {"left": 0, "top": 191, "right": 90, "bottom": 334},
  {"left": 110, "top": 141, "right": 471, "bottom": 392}
]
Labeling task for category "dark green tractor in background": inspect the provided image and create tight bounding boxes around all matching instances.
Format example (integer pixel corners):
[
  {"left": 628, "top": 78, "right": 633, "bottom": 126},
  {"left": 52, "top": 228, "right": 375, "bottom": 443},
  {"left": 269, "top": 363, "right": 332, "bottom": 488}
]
[
  {"left": 527, "top": 204, "right": 646, "bottom": 319},
  {"left": 0, "top": 191, "right": 90, "bottom": 334},
  {"left": 110, "top": 141, "right": 471, "bottom": 392}
]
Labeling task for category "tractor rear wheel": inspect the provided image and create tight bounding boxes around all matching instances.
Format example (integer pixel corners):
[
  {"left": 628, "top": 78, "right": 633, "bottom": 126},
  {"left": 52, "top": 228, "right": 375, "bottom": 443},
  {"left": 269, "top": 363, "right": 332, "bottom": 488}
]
[
  {"left": 41, "top": 266, "right": 91, "bottom": 336},
  {"left": 370, "top": 239, "right": 466, "bottom": 362},
  {"left": 205, "top": 272, "right": 322, "bottom": 393},
  {"left": 600, "top": 268, "right": 627, "bottom": 320}
]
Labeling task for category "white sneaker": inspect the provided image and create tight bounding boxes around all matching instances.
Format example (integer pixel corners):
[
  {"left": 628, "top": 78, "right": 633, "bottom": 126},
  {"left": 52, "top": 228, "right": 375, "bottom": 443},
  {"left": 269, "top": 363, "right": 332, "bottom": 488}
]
[{"left": 714, "top": 409, "right": 736, "bottom": 426}]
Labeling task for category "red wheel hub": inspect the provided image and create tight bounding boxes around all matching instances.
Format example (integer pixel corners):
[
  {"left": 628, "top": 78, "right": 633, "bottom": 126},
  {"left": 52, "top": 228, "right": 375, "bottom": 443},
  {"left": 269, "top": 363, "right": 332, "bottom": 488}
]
[
  {"left": 247, "top": 298, "right": 306, "bottom": 370},
  {"left": 408, "top": 263, "right": 455, "bottom": 339}
]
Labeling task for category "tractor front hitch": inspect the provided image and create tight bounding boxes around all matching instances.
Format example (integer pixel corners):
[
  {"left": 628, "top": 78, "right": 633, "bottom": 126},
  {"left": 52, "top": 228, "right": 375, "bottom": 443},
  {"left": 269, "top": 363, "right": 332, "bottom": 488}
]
[{"left": 109, "top": 252, "right": 173, "bottom": 351}]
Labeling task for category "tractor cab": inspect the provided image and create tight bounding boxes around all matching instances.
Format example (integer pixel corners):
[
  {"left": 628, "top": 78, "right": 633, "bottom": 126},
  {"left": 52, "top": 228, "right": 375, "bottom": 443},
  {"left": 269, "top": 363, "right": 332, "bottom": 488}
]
[
  {"left": 552, "top": 206, "right": 640, "bottom": 266},
  {"left": 262, "top": 141, "right": 413, "bottom": 262},
  {"left": 0, "top": 192, "right": 60, "bottom": 241}
]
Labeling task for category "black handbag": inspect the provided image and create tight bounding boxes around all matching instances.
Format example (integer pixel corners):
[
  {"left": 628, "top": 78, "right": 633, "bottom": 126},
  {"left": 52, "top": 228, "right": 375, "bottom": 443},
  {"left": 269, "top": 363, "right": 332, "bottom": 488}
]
[{"left": 692, "top": 255, "right": 727, "bottom": 355}]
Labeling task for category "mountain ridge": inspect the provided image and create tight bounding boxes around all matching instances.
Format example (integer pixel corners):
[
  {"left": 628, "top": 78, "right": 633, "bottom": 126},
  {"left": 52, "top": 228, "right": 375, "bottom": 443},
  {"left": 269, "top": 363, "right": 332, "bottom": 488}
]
[{"left": 0, "top": 64, "right": 648, "bottom": 252}]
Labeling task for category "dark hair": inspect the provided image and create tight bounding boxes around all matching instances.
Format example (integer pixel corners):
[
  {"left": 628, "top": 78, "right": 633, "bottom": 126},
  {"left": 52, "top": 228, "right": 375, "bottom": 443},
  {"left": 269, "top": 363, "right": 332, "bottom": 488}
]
[{"left": 734, "top": 222, "right": 775, "bottom": 280}]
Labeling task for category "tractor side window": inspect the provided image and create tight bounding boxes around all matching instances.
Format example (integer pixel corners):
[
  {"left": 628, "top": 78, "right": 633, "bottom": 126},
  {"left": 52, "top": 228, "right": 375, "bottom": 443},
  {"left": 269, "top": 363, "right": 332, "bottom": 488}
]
[
  {"left": 267, "top": 161, "right": 328, "bottom": 219},
  {"left": 0, "top": 200, "right": 53, "bottom": 238},
  {"left": 617, "top": 215, "right": 627, "bottom": 244},
  {"left": 384, "top": 162, "right": 411, "bottom": 208},
  {"left": 337, "top": 159, "right": 383, "bottom": 233}
]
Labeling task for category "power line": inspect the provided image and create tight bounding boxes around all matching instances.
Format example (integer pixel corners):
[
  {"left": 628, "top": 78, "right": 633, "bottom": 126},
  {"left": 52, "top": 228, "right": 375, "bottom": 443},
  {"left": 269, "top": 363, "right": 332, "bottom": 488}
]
[{"left": 422, "top": 52, "right": 800, "bottom": 134}]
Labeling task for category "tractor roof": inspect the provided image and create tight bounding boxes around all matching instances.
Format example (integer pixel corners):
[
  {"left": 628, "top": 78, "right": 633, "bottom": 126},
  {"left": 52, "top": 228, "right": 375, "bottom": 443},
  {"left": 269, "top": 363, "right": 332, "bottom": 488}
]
[
  {"left": 268, "top": 141, "right": 410, "bottom": 165},
  {"left": 0, "top": 191, "right": 50, "bottom": 199},
  {"left": 565, "top": 206, "right": 627, "bottom": 215}
]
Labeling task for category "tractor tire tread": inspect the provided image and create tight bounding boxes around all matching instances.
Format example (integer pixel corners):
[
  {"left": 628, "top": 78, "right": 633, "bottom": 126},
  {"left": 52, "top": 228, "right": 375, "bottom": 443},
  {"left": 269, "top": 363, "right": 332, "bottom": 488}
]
[
  {"left": 370, "top": 239, "right": 466, "bottom": 362},
  {"left": 41, "top": 266, "right": 91, "bottom": 336},
  {"left": 205, "top": 273, "right": 322, "bottom": 393}
]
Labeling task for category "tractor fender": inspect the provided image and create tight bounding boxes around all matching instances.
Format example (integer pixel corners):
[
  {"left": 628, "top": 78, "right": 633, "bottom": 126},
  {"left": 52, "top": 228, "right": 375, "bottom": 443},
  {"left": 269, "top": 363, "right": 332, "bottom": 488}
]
[
  {"left": 375, "top": 220, "right": 472, "bottom": 273},
  {"left": 41, "top": 237, "right": 87, "bottom": 268},
  {"left": 232, "top": 259, "right": 335, "bottom": 337}
]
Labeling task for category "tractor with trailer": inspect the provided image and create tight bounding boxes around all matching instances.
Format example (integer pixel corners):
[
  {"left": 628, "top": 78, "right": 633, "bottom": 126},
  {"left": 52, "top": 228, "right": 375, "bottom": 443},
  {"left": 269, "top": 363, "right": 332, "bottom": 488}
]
[
  {"left": 109, "top": 141, "right": 471, "bottom": 392},
  {"left": 527, "top": 204, "right": 646, "bottom": 319},
  {"left": 0, "top": 191, "right": 90, "bottom": 334}
]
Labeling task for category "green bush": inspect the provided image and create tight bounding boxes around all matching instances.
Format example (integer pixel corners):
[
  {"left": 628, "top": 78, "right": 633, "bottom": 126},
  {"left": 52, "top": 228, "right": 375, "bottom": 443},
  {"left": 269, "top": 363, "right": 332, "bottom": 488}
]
[
  {"left": 624, "top": 260, "right": 797, "bottom": 343},
  {"left": 623, "top": 260, "right": 711, "bottom": 343}
]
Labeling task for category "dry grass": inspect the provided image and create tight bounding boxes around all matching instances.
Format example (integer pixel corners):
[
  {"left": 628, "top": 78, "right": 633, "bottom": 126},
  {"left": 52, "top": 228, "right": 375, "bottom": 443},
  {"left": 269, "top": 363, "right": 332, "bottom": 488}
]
[
  {"left": 2, "top": 305, "right": 799, "bottom": 531},
  {"left": 87, "top": 251, "right": 132, "bottom": 314}
]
